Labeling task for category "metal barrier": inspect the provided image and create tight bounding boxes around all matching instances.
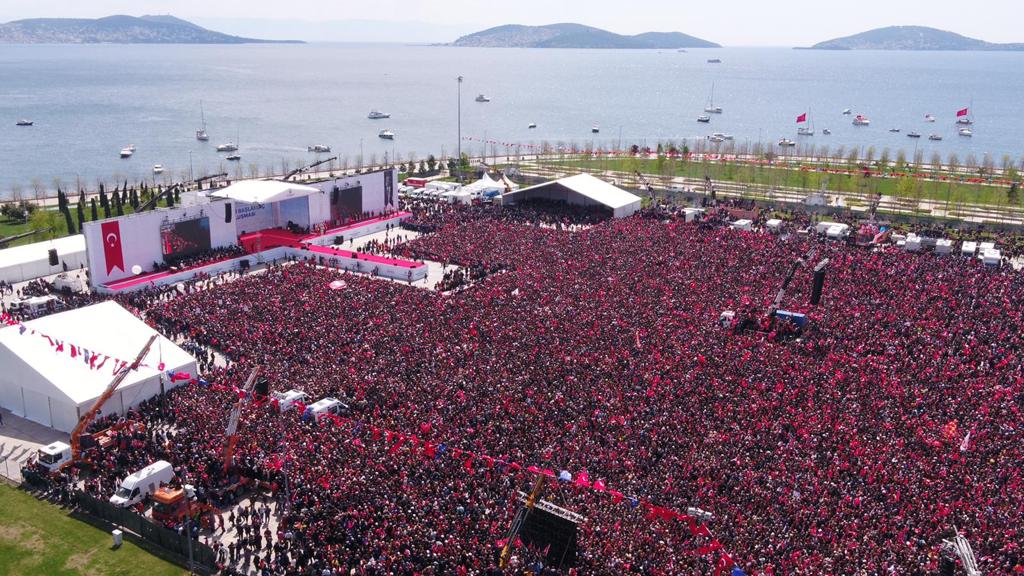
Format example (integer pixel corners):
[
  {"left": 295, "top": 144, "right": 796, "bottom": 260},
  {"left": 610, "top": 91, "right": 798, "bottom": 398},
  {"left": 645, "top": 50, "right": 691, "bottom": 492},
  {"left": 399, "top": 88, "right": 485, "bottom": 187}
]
[{"left": 75, "top": 491, "right": 217, "bottom": 569}]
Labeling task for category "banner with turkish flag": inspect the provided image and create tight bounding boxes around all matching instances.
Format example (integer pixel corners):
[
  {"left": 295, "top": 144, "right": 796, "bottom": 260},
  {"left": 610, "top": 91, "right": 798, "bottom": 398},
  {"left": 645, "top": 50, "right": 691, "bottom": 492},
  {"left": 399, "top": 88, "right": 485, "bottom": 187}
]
[
  {"left": 100, "top": 220, "right": 125, "bottom": 274},
  {"left": 796, "top": 113, "right": 807, "bottom": 123},
  {"left": 956, "top": 108, "right": 969, "bottom": 117}
]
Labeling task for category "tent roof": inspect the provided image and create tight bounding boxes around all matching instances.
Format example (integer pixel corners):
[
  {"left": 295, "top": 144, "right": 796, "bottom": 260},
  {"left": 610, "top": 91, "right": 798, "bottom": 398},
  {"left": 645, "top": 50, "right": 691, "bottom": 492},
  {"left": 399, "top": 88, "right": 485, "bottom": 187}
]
[
  {"left": 510, "top": 173, "right": 640, "bottom": 210},
  {"left": 0, "top": 234, "right": 85, "bottom": 270},
  {"left": 209, "top": 180, "right": 321, "bottom": 205},
  {"left": 0, "top": 301, "right": 194, "bottom": 406}
]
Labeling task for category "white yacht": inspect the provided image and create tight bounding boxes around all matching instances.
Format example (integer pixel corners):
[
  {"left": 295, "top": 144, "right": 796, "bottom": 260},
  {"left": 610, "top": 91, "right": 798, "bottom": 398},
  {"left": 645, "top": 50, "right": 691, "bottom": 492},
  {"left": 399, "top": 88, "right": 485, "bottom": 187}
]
[
  {"left": 226, "top": 153, "right": 241, "bottom": 161},
  {"left": 378, "top": 129, "right": 395, "bottom": 140},
  {"left": 704, "top": 82, "right": 723, "bottom": 114},
  {"left": 842, "top": 108, "right": 852, "bottom": 115},
  {"left": 929, "top": 134, "right": 943, "bottom": 141},
  {"left": 958, "top": 128, "right": 973, "bottom": 137},
  {"left": 368, "top": 110, "right": 391, "bottom": 119},
  {"left": 196, "top": 101, "right": 209, "bottom": 141},
  {"left": 475, "top": 94, "right": 490, "bottom": 103},
  {"left": 778, "top": 138, "right": 796, "bottom": 147},
  {"left": 798, "top": 126, "right": 815, "bottom": 136},
  {"left": 217, "top": 143, "right": 238, "bottom": 152},
  {"left": 592, "top": 125, "right": 600, "bottom": 133},
  {"left": 924, "top": 114, "right": 936, "bottom": 123},
  {"left": 528, "top": 123, "right": 537, "bottom": 129},
  {"left": 697, "top": 115, "right": 711, "bottom": 123},
  {"left": 307, "top": 144, "right": 332, "bottom": 153},
  {"left": 152, "top": 164, "right": 164, "bottom": 174},
  {"left": 120, "top": 147, "right": 134, "bottom": 158},
  {"left": 707, "top": 135, "right": 725, "bottom": 143},
  {"left": 712, "top": 132, "right": 734, "bottom": 140},
  {"left": 852, "top": 115, "right": 870, "bottom": 126},
  {"left": 907, "top": 132, "right": 922, "bottom": 138},
  {"left": 889, "top": 128, "right": 901, "bottom": 133},
  {"left": 16, "top": 119, "right": 33, "bottom": 126}
]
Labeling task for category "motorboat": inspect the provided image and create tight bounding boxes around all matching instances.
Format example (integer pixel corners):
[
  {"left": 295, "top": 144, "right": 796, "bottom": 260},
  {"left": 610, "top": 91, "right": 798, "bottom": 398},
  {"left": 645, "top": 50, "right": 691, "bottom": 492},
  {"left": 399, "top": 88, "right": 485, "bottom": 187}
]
[
  {"left": 707, "top": 135, "right": 725, "bottom": 143},
  {"left": 958, "top": 128, "right": 973, "bottom": 137},
  {"left": 120, "top": 147, "right": 134, "bottom": 158},
  {"left": 217, "top": 142, "right": 238, "bottom": 152},
  {"left": 592, "top": 125, "right": 600, "bottom": 133},
  {"left": 797, "top": 126, "right": 815, "bottom": 136},
  {"left": 704, "top": 82, "right": 723, "bottom": 113},
  {"left": 842, "top": 108, "right": 852, "bottom": 115},
  {"left": 697, "top": 115, "right": 711, "bottom": 123},
  {"left": 822, "top": 128, "right": 832, "bottom": 135},
  {"left": 368, "top": 110, "right": 391, "bottom": 119},
  {"left": 707, "top": 58, "right": 722, "bottom": 63},
  {"left": 125, "top": 144, "right": 136, "bottom": 152},
  {"left": 852, "top": 115, "right": 870, "bottom": 126},
  {"left": 907, "top": 132, "right": 921, "bottom": 138},
  {"left": 153, "top": 164, "right": 164, "bottom": 174},
  {"left": 925, "top": 114, "right": 936, "bottom": 123},
  {"left": 889, "top": 128, "right": 901, "bottom": 133},
  {"left": 929, "top": 134, "right": 943, "bottom": 141},
  {"left": 196, "top": 101, "right": 209, "bottom": 141},
  {"left": 16, "top": 119, "right": 33, "bottom": 126},
  {"left": 956, "top": 117, "right": 973, "bottom": 125},
  {"left": 226, "top": 153, "right": 241, "bottom": 161},
  {"left": 778, "top": 138, "right": 796, "bottom": 147},
  {"left": 378, "top": 129, "right": 395, "bottom": 140},
  {"left": 475, "top": 94, "right": 490, "bottom": 103},
  {"left": 712, "top": 132, "right": 734, "bottom": 140},
  {"left": 528, "top": 123, "right": 537, "bottom": 129},
  {"left": 307, "top": 144, "right": 332, "bottom": 153}
]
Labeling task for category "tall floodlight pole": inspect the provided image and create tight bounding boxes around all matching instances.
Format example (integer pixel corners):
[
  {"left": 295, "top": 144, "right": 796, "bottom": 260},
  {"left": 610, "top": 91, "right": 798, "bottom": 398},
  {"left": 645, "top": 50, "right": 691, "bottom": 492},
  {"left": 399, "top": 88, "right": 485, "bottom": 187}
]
[{"left": 457, "top": 75, "right": 463, "bottom": 183}]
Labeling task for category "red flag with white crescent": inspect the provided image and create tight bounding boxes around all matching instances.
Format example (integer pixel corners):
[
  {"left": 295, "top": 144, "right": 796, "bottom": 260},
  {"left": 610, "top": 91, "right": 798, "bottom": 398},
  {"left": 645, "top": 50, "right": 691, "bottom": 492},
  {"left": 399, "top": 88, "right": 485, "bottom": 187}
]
[
  {"left": 100, "top": 220, "right": 124, "bottom": 274},
  {"left": 956, "top": 108, "right": 969, "bottom": 117}
]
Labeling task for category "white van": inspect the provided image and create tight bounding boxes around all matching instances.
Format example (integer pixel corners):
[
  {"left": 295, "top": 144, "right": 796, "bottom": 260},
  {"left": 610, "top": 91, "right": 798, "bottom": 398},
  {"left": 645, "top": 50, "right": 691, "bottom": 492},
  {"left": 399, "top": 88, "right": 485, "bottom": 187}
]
[
  {"left": 109, "top": 460, "right": 175, "bottom": 507},
  {"left": 306, "top": 397, "right": 349, "bottom": 421},
  {"left": 271, "top": 389, "right": 309, "bottom": 413}
]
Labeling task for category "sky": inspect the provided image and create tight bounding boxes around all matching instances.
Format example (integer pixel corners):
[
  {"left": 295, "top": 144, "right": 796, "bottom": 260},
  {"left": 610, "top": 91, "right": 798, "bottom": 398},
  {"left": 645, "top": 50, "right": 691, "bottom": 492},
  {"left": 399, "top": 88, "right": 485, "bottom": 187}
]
[{"left": 1, "top": 0, "right": 1021, "bottom": 46}]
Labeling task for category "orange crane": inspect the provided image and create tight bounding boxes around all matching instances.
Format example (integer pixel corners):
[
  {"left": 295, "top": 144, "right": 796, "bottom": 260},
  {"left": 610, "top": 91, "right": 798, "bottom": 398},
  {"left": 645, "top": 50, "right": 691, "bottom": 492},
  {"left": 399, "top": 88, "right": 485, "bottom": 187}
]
[
  {"left": 69, "top": 334, "right": 159, "bottom": 466},
  {"left": 222, "top": 367, "right": 260, "bottom": 473}
]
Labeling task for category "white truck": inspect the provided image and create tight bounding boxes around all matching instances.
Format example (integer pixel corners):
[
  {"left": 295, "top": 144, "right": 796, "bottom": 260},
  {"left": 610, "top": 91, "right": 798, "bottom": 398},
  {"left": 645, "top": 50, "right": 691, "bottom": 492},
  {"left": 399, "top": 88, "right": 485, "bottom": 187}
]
[
  {"left": 306, "top": 397, "right": 349, "bottom": 421},
  {"left": 109, "top": 460, "right": 175, "bottom": 508},
  {"left": 35, "top": 441, "right": 72, "bottom": 472},
  {"left": 271, "top": 389, "right": 309, "bottom": 413}
]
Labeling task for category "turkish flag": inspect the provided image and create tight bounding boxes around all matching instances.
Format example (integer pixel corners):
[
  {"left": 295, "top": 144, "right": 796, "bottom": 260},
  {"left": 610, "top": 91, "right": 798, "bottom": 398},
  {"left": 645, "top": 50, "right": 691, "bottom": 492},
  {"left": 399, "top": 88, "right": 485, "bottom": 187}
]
[
  {"left": 100, "top": 221, "right": 125, "bottom": 274},
  {"left": 956, "top": 108, "right": 969, "bottom": 117},
  {"left": 796, "top": 113, "right": 807, "bottom": 123}
]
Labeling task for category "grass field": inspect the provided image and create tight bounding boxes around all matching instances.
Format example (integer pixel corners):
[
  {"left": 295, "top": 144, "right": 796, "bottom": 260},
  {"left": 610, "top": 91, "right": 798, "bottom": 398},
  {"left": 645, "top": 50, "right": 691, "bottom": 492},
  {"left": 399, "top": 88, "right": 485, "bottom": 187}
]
[
  {"left": 0, "top": 485, "right": 186, "bottom": 576},
  {"left": 548, "top": 156, "right": 1022, "bottom": 209}
]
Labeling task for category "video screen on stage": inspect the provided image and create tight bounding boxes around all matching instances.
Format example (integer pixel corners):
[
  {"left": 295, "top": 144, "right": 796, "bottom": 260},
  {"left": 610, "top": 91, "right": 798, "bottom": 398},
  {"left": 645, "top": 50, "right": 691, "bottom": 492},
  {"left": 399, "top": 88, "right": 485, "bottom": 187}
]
[
  {"left": 160, "top": 217, "right": 211, "bottom": 262},
  {"left": 330, "top": 185, "right": 363, "bottom": 223}
]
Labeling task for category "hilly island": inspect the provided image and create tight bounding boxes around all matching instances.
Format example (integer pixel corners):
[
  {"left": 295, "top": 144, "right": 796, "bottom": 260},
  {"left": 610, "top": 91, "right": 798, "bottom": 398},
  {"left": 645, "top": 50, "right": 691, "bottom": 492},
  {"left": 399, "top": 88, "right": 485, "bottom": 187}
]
[
  {"left": 0, "top": 15, "right": 301, "bottom": 44},
  {"left": 452, "top": 23, "right": 719, "bottom": 49},
  {"left": 805, "top": 25, "right": 1024, "bottom": 51}
]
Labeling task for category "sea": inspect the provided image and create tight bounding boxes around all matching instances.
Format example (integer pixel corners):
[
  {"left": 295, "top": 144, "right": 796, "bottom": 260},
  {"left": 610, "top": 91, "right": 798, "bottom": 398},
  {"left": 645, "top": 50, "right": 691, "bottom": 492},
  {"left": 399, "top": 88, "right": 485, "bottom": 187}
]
[{"left": 1, "top": 43, "right": 1023, "bottom": 198}]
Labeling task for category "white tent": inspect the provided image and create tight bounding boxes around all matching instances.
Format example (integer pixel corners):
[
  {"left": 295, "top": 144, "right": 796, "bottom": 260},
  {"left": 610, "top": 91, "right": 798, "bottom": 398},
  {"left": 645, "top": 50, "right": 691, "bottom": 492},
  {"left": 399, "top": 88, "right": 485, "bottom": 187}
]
[
  {"left": 0, "top": 234, "right": 87, "bottom": 284},
  {"left": 503, "top": 173, "right": 642, "bottom": 218},
  {"left": 0, "top": 301, "right": 195, "bottom": 432},
  {"left": 208, "top": 180, "right": 321, "bottom": 205}
]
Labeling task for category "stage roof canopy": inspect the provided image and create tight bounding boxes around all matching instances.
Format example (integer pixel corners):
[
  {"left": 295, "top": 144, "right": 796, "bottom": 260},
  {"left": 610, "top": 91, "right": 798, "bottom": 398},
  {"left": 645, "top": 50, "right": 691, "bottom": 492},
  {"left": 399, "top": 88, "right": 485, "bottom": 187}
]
[
  {"left": 209, "top": 180, "right": 321, "bottom": 205},
  {"left": 503, "top": 173, "right": 642, "bottom": 218}
]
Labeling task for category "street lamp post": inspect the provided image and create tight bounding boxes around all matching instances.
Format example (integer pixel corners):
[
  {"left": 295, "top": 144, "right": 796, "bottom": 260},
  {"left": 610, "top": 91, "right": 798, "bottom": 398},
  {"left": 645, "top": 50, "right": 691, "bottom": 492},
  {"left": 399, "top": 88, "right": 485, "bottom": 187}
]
[
  {"left": 188, "top": 151, "right": 194, "bottom": 185},
  {"left": 457, "top": 75, "right": 463, "bottom": 183}
]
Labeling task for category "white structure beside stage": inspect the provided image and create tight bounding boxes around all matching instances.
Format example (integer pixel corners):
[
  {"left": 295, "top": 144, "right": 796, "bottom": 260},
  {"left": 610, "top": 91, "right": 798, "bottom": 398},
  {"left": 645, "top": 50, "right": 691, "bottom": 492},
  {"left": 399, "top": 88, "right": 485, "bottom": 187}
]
[
  {"left": 0, "top": 301, "right": 196, "bottom": 433},
  {"left": 501, "top": 173, "right": 642, "bottom": 218},
  {"left": 0, "top": 234, "right": 87, "bottom": 284}
]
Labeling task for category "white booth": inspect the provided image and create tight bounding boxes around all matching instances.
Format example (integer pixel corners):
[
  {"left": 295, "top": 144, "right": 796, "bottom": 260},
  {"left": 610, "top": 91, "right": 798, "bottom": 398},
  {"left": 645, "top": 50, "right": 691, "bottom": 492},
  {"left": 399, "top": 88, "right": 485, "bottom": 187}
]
[
  {"left": 961, "top": 241, "right": 977, "bottom": 257},
  {"left": 730, "top": 219, "right": 753, "bottom": 232},
  {"left": 765, "top": 218, "right": 783, "bottom": 232},
  {"left": 826, "top": 224, "right": 850, "bottom": 239},
  {"left": 935, "top": 239, "right": 953, "bottom": 255}
]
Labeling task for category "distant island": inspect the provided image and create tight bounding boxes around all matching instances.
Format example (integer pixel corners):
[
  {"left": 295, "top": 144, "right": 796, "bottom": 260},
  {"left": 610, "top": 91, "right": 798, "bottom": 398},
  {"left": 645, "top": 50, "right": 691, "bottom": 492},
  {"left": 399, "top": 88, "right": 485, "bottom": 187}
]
[
  {"left": 452, "top": 23, "right": 719, "bottom": 49},
  {"left": 0, "top": 15, "right": 302, "bottom": 44},
  {"left": 804, "top": 26, "right": 1024, "bottom": 51}
]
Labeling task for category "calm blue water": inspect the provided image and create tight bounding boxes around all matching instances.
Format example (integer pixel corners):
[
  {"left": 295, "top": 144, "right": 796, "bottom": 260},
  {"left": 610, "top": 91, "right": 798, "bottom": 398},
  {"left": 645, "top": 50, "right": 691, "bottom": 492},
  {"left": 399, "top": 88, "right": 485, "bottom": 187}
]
[{"left": 1, "top": 43, "right": 1022, "bottom": 198}]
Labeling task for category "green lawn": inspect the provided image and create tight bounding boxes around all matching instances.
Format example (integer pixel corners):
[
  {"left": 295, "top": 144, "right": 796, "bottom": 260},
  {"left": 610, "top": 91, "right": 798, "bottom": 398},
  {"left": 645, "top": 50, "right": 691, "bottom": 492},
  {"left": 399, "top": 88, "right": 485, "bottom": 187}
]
[
  {"left": 0, "top": 485, "right": 186, "bottom": 576},
  {"left": 549, "top": 156, "right": 1022, "bottom": 209}
]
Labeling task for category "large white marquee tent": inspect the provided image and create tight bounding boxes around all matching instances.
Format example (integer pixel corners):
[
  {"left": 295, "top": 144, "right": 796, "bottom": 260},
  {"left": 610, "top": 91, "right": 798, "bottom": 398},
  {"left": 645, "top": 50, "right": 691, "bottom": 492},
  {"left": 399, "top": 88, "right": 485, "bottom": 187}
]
[
  {"left": 0, "top": 301, "right": 195, "bottom": 433},
  {"left": 502, "top": 173, "right": 642, "bottom": 218}
]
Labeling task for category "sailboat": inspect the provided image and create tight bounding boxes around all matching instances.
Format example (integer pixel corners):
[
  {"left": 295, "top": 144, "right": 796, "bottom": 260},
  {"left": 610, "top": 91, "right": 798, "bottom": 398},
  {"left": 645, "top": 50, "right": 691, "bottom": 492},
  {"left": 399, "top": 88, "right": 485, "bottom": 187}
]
[
  {"left": 704, "top": 83, "right": 723, "bottom": 114},
  {"left": 196, "top": 101, "right": 209, "bottom": 141},
  {"left": 797, "top": 110, "right": 814, "bottom": 136}
]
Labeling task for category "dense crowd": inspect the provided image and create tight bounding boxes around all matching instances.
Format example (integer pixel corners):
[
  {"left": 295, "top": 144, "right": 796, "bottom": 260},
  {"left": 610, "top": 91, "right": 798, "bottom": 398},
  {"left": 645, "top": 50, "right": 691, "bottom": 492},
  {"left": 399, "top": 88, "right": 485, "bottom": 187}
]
[
  {"left": 156, "top": 245, "right": 247, "bottom": 271},
  {"left": 21, "top": 200, "right": 1024, "bottom": 575}
]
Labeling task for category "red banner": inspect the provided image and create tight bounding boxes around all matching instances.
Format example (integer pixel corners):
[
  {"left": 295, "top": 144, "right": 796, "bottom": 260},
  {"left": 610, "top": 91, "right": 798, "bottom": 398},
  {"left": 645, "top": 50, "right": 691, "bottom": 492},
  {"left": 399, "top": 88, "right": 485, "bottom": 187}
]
[
  {"left": 796, "top": 113, "right": 807, "bottom": 123},
  {"left": 956, "top": 107, "right": 969, "bottom": 117},
  {"left": 101, "top": 220, "right": 125, "bottom": 274}
]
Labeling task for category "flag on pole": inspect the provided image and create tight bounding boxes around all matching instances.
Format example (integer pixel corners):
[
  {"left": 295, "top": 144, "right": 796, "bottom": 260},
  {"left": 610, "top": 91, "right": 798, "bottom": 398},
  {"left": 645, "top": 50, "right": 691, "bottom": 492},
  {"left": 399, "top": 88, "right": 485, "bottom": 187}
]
[
  {"left": 796, "top": 113, "right": 807, "bottom": 123},
  {"left": 956, "top": 108, "right": 969, "bottom": 117}
]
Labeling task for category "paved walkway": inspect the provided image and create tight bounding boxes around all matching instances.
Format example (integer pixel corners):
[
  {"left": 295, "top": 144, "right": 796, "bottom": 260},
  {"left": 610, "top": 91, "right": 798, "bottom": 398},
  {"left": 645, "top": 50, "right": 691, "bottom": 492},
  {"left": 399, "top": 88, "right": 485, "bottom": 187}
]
[{"left": 0, "top": 409, "right": 68, "bottom": 482}]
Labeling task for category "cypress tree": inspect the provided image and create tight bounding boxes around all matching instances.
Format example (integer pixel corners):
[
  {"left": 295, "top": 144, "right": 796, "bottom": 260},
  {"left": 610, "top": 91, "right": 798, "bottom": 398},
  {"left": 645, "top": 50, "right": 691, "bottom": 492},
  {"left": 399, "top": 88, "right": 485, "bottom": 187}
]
[
  {"left": 90, "top": 198, "right": 99, "bottom": 220},
  {"left": 64, "top": 208, "right": 76, "bottom": 234},
  {"left": 77, "top": 202, "right": 85, "bottom": 229},
  {"left": 115, "top": 190, "right": 124, "bottom": 216}
]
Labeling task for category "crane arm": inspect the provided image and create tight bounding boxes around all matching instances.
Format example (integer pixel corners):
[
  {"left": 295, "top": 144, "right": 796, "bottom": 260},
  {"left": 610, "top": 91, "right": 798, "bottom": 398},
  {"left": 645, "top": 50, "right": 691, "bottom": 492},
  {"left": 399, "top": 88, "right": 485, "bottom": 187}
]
[
  {"left": 70, "top": 333, "right": 159, "bottom": 464},
  {"left": 222, "top": 367, "right": 260, "bottom": 473}
]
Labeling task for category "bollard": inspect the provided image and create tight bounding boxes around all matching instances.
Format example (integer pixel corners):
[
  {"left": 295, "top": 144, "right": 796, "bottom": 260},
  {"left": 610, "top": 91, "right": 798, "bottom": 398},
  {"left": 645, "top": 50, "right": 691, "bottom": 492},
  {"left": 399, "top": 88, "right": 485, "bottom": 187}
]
[{"left": 111, "top": 529, "right": 123, "bottom": 548}]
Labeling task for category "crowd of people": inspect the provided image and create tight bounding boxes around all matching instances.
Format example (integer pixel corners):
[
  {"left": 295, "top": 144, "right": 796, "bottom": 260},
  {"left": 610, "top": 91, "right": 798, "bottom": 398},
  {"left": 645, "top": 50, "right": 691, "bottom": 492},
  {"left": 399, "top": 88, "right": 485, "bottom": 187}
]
[
  {"left": 156, "top": 245, "right": 248, "bottom": 272},
  {"left": 18, "top": 199, "right": 1024, "bottom": 575}
]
